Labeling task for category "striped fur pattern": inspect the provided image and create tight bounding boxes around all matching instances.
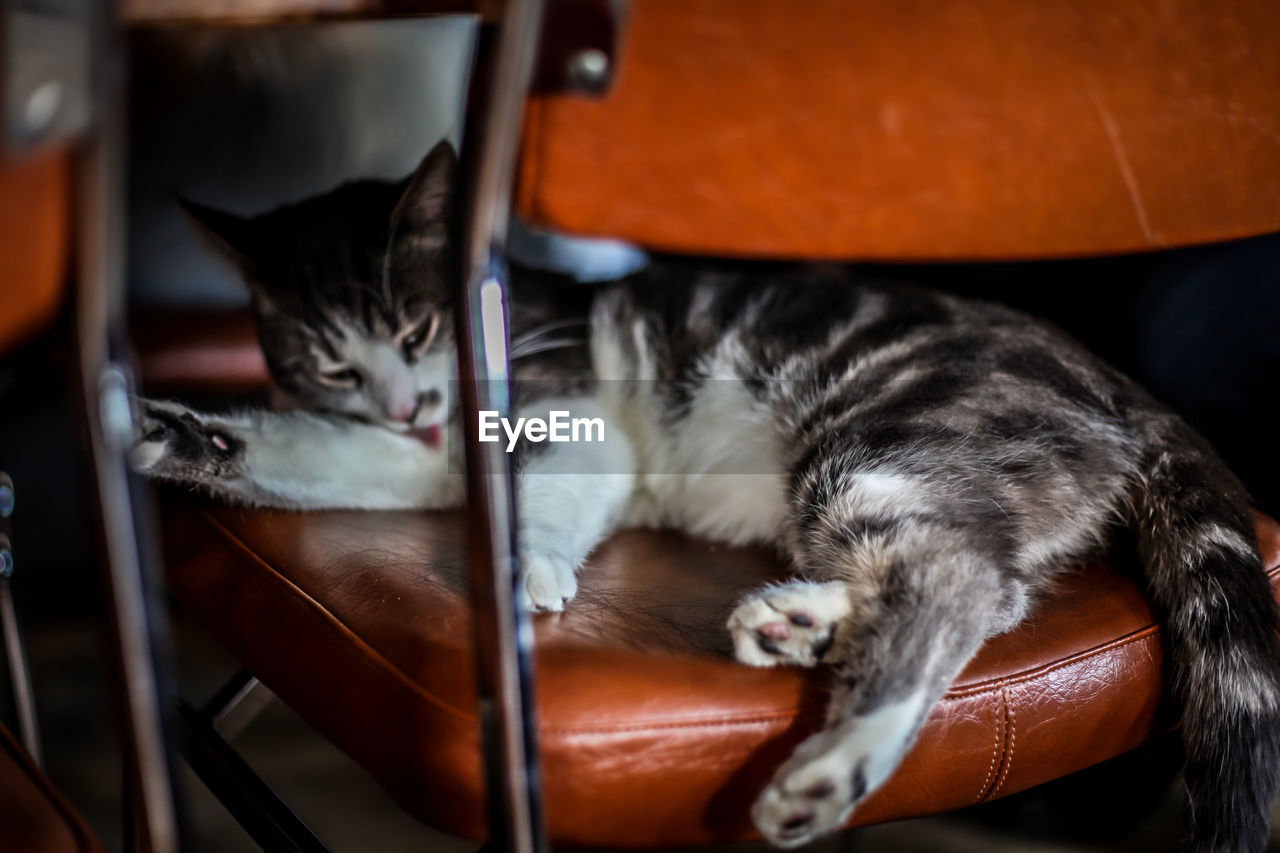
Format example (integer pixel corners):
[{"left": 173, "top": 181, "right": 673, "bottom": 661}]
[{"left": 133, "top": 144, "right": 1280, "bottom": 850}]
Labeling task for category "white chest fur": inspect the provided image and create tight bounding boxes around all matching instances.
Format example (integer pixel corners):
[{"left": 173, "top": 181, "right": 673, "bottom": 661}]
[{"left": 619, "top": 362, "right": 789, "bottom": 545}]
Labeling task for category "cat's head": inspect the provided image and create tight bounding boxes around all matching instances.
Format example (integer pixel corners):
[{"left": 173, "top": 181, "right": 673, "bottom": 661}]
[{"left": 181, "top": 141, "right": 458, "bottom": 437}]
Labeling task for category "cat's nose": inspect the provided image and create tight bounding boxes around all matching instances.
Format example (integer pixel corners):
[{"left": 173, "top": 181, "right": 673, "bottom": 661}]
[
  {"left": 388, "top": 401, "right": 417, "bottom": 423},
  {"left": 398, "top": 389, "right": 443, "bottom": 424}
]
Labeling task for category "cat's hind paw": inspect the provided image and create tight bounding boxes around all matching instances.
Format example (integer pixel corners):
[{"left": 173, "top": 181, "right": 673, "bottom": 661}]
[
  {"left": 752, "top": 694, "right": 924, "bottom": 847},
  {"left": 518, "top": 548, "right": 579, "bottom": 613},
  {"left": 130, "top": 398, "right": 244, "bottom": 482},
  {"left": 751, "top": 724, "right": 867, "bottom": 848},
  {"left": 728, "top": 580, "right": 851, "bottom": 667}
]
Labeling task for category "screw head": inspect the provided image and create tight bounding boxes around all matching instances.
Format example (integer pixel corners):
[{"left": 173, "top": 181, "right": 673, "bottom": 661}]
[
  {"left": 566, "top": 48, "right": 610, "bottom": 92},
  {"left": 23, "top": 79, "right": 63, "bottom": 136}
]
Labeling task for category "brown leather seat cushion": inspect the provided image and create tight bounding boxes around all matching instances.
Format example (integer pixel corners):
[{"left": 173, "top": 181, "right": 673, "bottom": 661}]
[
  {"left": 161, "top": 499, "right": 1280, "bottom": 846},
  {"left": 517, "top": 0, "right": 1280, "bottom": 260},
  {"left": 0, "top": 724, "right": 103, "bottom": 853}
]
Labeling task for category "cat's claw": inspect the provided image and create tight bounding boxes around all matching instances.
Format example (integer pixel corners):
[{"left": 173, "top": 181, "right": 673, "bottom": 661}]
[
  {"left": 728, "top": 580, "right": 851, "bottom": 667},
  {"left": 519, "top": 549, "right": 578, "bottom": 613}
]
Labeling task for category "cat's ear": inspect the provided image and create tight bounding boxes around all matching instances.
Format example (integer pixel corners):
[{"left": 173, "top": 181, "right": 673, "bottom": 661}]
[
  {"left": 178, "top": 197, "right": 268, "bottom": 274},
  {"left": 390, "top": 140, "right": 457, "bottom": 252},
  {"left": 178, "top": 198, "right": 285, "bottom": 315}
]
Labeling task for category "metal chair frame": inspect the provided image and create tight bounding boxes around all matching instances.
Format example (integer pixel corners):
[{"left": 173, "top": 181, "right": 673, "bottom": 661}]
[
  {"left": 0, "top": 471, "right": 43, "bottom": 767},
  {"left": 52, "top": 1, "right": 623, "bottom": 850}
]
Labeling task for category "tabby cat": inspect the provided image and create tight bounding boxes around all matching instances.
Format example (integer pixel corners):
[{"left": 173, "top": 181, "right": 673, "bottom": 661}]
[{"left": 134, "top": 141, "right": 1280, "bottom": 850}]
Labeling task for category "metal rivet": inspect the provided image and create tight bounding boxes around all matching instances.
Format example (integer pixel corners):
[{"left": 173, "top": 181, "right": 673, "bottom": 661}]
[
  {"left": 566, "top": 48, "right": 610, "bottom": 91},
  {"left": 23, "top": 79, "right": 63, "bottom": 136}
]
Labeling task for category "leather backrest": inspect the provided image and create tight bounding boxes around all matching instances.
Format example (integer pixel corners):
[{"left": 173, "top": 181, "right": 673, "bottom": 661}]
[
  {"left": 517, "top": 0, "right": 1280, "bottom": 260},
  {"left": 0, "top": 150, "right": 70, "bottom": 350}
]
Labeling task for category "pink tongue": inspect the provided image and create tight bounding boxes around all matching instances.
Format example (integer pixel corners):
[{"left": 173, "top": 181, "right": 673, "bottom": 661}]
[{"left": 406, "top": 424, "right": 442, "bottom": 449}]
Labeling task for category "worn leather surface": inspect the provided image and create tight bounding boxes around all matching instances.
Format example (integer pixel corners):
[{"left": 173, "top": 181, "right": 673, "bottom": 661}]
[
  {"left": 0, "top": 150, "right": 69, "bottom": 350},
  {"left": 132, "top": 309, "right": 268, "bottom": 395},
  {"left": 517, "top": 0, "right": 1280, "bottom": 260},
  {"left": 161, "top": 498, "right": 1280, "bottom": 846},
  {"left": 0, "top": 724, "right": 103, "bottom": 853}
]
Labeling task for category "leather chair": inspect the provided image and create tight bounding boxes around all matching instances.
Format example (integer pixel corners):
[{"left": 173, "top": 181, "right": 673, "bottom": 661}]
[
  {"left": 154, "top": 500, "right": 1280, "bottom": 846},
  {"left": 131, "top": 0, "right": 1280, "bottom": 847}
]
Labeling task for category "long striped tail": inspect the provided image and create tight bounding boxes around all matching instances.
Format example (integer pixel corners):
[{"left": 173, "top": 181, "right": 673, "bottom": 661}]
[{"left": 1131, "top": 416, "right": 1280, "bottom": 851}]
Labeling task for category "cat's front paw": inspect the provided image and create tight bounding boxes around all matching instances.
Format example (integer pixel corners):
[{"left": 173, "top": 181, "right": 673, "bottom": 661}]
[
  {"left": 728, "top": 581, "right": 852, "bottom": 667},
  {"left": 130, "top": 399, "right": 243, "bottom": 482},
  {"left": 518, "top": 549, "right": 578, "bottom": 613}
]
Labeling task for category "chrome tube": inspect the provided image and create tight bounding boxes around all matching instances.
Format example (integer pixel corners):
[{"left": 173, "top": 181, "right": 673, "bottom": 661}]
[
  {"left": 453, "top": 2, "right": 548, "bottom": 852},
  {"left": 76, "top": 3, "right": 184, "bottom": 851},
  {"left": 0, "top": 576, "right": 41, "bottom": 765},
  {"left": 0, "top": 473, "right": 40, "bottom": 764}
]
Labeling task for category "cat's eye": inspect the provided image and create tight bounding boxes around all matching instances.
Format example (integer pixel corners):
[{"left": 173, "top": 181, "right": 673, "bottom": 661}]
[
  {"left": 401, "top": 314, "right": 438, "bottom": 356},
  {"left": 319, "top": 367, "right": 363, "bottom": 389}
]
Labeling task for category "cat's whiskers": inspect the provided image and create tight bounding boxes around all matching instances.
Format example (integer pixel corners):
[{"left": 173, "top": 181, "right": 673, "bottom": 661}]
[
  {"left": 509, "top": 318, "right": 588, "bottom": 360},
  {"left": 509, "top": 337, "right": 584, "bottom": 360}
]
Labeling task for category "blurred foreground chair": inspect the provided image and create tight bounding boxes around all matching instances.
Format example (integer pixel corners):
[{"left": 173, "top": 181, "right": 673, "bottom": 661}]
[
  {"left": 126, "top": 0, "right": 1280, "bottom": 851},
  {"left": 0, "top": 146, "right": 104, "bottom": 852},
  {"left": 1, "top": 1, "right": 194, "bottom": 847}
]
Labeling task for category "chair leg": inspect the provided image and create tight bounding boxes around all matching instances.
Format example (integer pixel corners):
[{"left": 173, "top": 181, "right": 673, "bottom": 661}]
[
  {"left": 0, "top": 576, "right": 41, "bottom": 764},
  {"left": 452, "top": 3, "right": 550, "bottom": 852},
  {"left": 0, "top": 474, "right": 42, "bottom": 764},
  {"left": 179, "top": 702, "right": 331, "bottom": 853},
  {"left": 203, "top": 669, "right": 276, "bottom": 742}
]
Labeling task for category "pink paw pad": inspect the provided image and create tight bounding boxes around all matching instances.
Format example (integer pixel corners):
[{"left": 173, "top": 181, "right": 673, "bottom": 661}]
[{"left": 757, "top": 621, "right": 791, "bottom": 640}]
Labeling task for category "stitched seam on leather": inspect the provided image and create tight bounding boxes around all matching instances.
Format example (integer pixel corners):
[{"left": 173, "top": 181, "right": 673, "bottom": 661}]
[
  {"left": 541, "top": 711, "right": 827, "bottom": 737},
  {"left": 972, "top": 688, "right": 1005, "bottom": 805},
  {"left": 991, "top": 701, "right": 1017, "bottom": 798},
  {"left": 946, "top": 629, "right": 1161, "bottom": 698},
  {"left": 948, "top": 547, "right": 1279, "bottom": 697},
  {"left": 195, "top": 507, "right": 475, "bottom": 724}
]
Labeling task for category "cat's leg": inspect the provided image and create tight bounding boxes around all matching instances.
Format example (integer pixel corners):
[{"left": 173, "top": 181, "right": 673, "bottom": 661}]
[
  {"left": 511, "top": 396, "right": 635, "bottom": 612},
  {"left": 132, "top": 398, "right": 463, "bottom": 510},
  {"left": 731, "top": 489, "right": 1023, "bottom": 847}
]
